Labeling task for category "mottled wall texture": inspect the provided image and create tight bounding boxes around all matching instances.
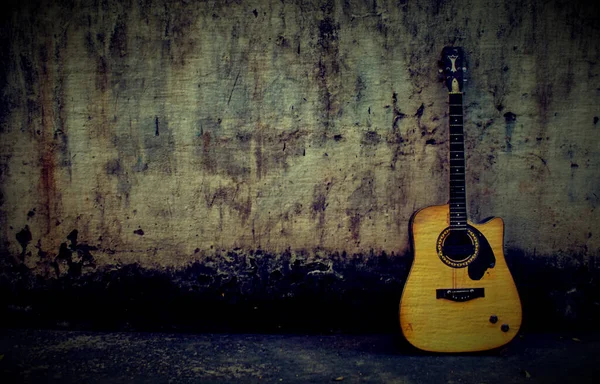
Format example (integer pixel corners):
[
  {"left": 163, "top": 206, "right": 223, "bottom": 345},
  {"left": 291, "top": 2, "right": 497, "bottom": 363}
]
[{"left": 1, "top": 0, "right": 599, "bottom": 332}]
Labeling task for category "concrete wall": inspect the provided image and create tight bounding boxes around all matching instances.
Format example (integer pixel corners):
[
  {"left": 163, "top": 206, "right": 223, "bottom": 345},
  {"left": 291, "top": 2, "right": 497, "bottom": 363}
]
[{"left": 1, "top": 0, "right": 599, "bottom": 331}]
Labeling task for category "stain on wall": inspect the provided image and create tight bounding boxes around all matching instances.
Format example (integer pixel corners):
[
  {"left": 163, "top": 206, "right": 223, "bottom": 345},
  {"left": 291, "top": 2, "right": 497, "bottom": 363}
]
[{"left": 0, "top": 0, "right": 599, "bottom": 331}]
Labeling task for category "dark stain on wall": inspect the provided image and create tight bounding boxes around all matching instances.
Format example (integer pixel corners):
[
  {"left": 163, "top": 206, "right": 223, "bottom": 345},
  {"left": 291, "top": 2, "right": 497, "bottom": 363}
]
[
  {"left": 346, "top": 171, "right": 377, "bottom": 245},
  {"left": 315, "top": 12, "right": 341, "bottom": 136},
  {"left": 362, "top": 130, "right": 381, "bottom": 146},
  {"left": 49, "top": 229, "right": 96, "bottom": 279},
  {"left": 95, "top": 56, "right": 108, "bottom": 93},
  {"left": 109, "top": 13, "right": 128, "bottom": 58},
  {"left": 1, "top": 248, "right": 598, "bottom": 334},
  {"left": 388, "top": 92, "right": 407, "bottom": 170},
  {"left": 105, "top": 157, "right": 132, "bottom": 199},
  {"left": 0, "top": 248, "right": 411, "bottom": 333},
  {"left": 202, "top": 183, "right": 252, "bottom": 227},
  {"left": 144, "top": 116, "right": 176, "bottom": 175},
  {"left": 195, "top": 120, "right": 261, "bottom": 179},
  {"left": 312, "top": 179, "right": 334, "bottom": 245},
  {"left": 15, "top": 225, "right": 32, "bottom": 260},
  {"left": 504, "top": 111, "right": 517, "bottom": 152}
]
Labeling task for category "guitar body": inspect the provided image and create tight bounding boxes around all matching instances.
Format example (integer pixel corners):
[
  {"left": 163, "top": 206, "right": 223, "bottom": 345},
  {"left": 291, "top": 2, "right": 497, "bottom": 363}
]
[{"left": 399, "top": 204, "right": 522, "bottom": 352}]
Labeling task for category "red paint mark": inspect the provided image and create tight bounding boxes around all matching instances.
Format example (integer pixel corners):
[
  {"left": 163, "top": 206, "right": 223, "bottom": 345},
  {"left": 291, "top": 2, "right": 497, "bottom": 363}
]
[
  {"left": 39, "top": 50, "right": 58, "bottom": 235},
  {"left": 201, "top": 131, "right": 215, "bottom": 172},
  {"left": 255, "top": 124, "right": 264, "bottom": 180}
]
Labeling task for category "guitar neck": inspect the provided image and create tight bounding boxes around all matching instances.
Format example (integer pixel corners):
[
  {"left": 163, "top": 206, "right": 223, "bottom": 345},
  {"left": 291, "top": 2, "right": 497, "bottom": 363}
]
[{"left": 448, "top": 92, "right": 467, "bottom": 229}]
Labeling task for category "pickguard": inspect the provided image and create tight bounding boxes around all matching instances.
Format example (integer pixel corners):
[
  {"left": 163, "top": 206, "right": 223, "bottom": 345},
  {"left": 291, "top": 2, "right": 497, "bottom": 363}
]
[{"left": 466, "top": 225, "right": 496, "bottom": 280}]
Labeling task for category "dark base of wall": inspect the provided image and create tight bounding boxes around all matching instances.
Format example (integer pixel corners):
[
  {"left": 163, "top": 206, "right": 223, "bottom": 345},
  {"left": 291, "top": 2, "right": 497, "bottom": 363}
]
[{"left": 1, "top": 249, "right": 598, "bottom": 334}]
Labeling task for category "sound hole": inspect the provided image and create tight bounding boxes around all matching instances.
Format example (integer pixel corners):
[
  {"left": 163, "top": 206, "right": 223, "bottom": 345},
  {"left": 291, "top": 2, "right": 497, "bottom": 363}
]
[
  {"left": 443, "top": 231, "right": 475, "bottom": 262},
  {"left": 437, "top": 228, "right": 479, "bottom": 268}
]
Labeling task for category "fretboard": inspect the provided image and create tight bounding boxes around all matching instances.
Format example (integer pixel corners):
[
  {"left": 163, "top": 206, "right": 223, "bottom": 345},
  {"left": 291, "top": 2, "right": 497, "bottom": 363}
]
[{"left": 448, "top": 93, "right": 467, "bottom": 229}]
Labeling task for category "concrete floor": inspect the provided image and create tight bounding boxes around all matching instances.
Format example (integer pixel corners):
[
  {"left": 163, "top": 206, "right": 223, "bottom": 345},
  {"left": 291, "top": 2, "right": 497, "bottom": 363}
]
[{"left": 1, "top": 329, "right": 598, "bottom": 383}]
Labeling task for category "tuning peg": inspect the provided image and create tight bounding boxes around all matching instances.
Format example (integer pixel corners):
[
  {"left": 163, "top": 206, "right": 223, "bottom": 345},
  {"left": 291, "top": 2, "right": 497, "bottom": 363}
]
[{"left": 462, "top": 67, "right": 467, "bottom": 72}]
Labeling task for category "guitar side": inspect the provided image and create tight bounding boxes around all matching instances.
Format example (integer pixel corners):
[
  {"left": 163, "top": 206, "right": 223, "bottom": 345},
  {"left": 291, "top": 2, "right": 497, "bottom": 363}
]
[{"left": 399, "top": 204, "right": 522, "bottom": 353}]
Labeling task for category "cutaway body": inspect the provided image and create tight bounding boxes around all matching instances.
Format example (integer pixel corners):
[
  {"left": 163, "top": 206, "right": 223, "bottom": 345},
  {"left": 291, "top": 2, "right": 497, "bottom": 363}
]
[{"left": 399, "top": 204, "right": 522, "bottom": 353}]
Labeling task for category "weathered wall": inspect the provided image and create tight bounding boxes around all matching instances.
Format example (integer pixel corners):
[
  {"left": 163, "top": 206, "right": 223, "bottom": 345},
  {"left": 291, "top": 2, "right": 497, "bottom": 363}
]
[{"left": 1, "top": 0, "right": 599, "bottom": 331}]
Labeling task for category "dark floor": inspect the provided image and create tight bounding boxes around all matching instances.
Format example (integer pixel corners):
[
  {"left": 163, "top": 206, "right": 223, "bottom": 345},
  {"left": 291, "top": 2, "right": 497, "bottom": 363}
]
[{"left": 0, "top": 329, "right": 598, "bottom": 384}]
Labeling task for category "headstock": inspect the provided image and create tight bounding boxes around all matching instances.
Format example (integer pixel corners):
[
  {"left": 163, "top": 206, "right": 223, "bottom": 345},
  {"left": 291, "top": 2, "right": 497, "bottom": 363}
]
[{"left": 441, "top": 47, "right": 466, "bottom": 94}]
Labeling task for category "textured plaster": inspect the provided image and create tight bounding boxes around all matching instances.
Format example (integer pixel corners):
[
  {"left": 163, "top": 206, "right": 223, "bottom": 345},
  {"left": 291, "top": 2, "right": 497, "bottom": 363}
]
[{"left": 0, "top": 0, "right": 599, "bottom": 329}]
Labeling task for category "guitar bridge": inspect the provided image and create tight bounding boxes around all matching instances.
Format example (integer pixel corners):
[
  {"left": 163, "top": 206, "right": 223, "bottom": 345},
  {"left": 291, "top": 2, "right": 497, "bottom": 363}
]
[{"left": 436, "top": 288, "right": 484, "bottom": 302}]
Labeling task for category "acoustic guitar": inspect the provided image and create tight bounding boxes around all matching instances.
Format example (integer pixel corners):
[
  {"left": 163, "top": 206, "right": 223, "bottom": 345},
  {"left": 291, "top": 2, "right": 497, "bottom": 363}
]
[{"left": 399, "top": 47, "right": 522, "bottom": 353}]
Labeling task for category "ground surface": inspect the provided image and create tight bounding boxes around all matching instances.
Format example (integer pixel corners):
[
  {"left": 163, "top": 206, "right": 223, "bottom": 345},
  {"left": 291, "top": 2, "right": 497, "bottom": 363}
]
[{"left": 1, "top": 329, "right": 598, "bottom": 383}]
